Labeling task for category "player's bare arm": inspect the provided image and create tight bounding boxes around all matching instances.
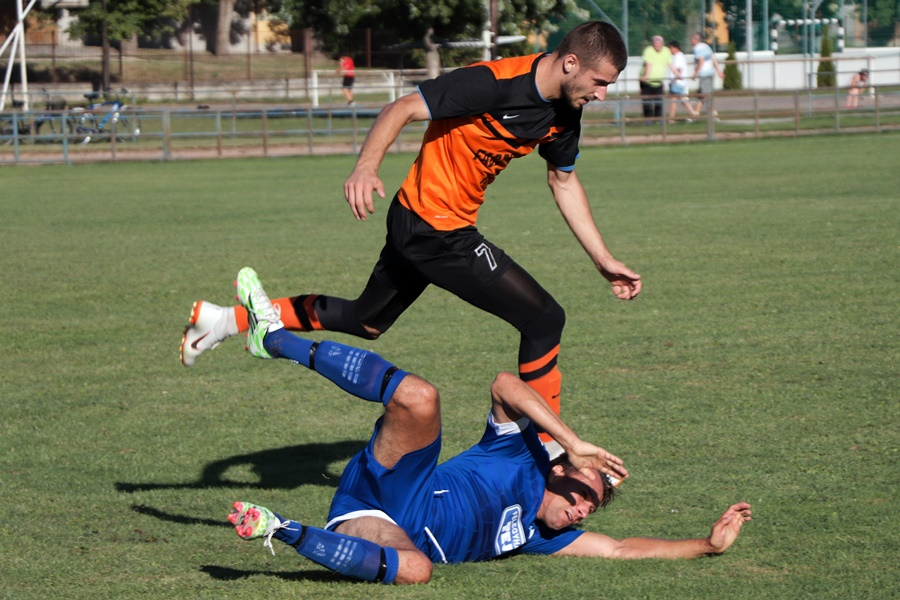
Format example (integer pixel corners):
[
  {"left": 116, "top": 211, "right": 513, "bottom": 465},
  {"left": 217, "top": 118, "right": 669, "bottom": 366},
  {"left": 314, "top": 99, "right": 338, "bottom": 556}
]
[
  {"left": 490, "top": 372, "right": 628, "bottom": 482},
  {"left": 554, "top": 502, "right": 752, "bottom": 559},
  {"left": 344, "top": 93, "right": 430, "bottom": 221},
  {"left": 546, "top": 166, "right": 642, "bottom": 300}
]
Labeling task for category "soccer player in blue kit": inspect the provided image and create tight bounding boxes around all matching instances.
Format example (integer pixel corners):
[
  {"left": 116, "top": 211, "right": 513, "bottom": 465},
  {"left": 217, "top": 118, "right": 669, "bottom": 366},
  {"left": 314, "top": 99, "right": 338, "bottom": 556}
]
[{"left": 227, "top": 268, "right": 752, "bottom": 585}]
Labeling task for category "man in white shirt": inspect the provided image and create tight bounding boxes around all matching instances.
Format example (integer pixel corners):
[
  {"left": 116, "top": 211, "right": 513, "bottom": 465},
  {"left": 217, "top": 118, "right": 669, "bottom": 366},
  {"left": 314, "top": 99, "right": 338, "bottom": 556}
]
[
  {"left": 690, "top": 32, "right": 724, "bottom": 117},
  {"left": 667, "top": 40, "right": 698, "bottom": 122}
]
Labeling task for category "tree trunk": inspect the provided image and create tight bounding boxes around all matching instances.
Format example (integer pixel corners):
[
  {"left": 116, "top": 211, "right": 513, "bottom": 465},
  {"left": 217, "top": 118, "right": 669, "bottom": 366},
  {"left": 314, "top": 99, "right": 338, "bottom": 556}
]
[
  {"left": 424, "top": 27, "right": 441, "bottom": 80},
  {"left": 101, "top": 0, "right": 110, "bottom": 90},
  {"left": 214, "top": 0, "right": 236, "bottom": 56}
]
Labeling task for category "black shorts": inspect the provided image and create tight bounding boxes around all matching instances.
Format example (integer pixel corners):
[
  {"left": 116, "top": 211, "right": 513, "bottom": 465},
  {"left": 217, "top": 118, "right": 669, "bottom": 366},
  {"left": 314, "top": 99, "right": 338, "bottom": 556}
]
[
  {"left": 342, "top": 76, "right": 355, "bottom": 89},
  {"left": 373, "top": 197, "right": 513, "bottom": 302},
  {"left": 356, "top": 197, "right": 560, "bottom": 355}
]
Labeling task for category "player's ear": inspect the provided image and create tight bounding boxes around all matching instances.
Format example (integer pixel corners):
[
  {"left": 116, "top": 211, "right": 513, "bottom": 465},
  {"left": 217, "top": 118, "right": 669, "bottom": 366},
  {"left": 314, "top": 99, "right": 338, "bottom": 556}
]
[
  {"left": 550, "top": 463, "right": 566, "bottom": 477},
  {"left": 562, "top": 54, "right": 578, "bottom": 74}
]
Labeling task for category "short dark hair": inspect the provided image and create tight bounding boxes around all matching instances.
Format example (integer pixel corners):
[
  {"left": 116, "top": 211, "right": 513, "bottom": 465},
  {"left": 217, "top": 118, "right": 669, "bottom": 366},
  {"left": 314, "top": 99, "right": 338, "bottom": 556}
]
[
  {"left": 556, "top": 21, "right": 628, "bottom": 73},
  {"left": 551, "top": 454, "right": 619, "bottom": 510},
  {"left": 668, "top": 40, "right": 681, "bottom": 50}
]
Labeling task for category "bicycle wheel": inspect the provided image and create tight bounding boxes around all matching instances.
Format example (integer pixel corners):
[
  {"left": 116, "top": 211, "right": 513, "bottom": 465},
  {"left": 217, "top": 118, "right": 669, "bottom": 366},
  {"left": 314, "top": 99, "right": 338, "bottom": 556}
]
[
  {"left": 115, "top": 114, "right": 140, "bottom": 142},
  {"left": 76, "top": 112, "right": 97, "bottom": 144},
  {"left": 46, "top": 115, "right": 71, "bottom": 142},
  {"left": 0, "top": 117, "right": 13, "bottom": 144}
]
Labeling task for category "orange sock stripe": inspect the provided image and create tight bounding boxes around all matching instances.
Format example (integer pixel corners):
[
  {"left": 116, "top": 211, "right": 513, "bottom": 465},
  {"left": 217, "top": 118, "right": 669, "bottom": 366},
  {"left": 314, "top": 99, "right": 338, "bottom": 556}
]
[
  {"left": 300, "top": 295, "right": 323, "bottom": 330},
  {"left": 274, "top": 297, "right": 303, "bottom": 331},
  {"left": 519, "top": 345, "right": 560, "bottom": 375},
  {"left": 235, "top": 306, "right": 249, "bottom": 333},
  {"left": 524, "top": 367, "right": 562, "bottom": 415},
  {"left": 234, "top": 297, "right": 318, "bottom": 333}
]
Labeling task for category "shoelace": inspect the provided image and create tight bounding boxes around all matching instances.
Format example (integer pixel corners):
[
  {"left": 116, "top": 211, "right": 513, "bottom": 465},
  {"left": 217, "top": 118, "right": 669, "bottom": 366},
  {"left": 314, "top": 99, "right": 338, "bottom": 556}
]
[
  {"left": 262, "top": 518, "right": 298, "bottom": 556},
  {"left": 250, "top": 288, "right": 281, "bottom": 324}
]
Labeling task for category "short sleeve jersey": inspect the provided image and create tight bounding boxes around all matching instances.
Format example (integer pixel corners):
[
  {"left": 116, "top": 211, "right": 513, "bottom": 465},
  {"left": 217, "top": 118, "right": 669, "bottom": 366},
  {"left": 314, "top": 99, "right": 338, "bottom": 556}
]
[
  {"left": 398, "top": 54, "right": 583, "bottom": 231},
  {"left": 425, "top": 414, "right": 583, "bottom": 563},
  {"left": 339, "top": 56, "right": 355, "bottom": 77},
  {"left": 693, "top": 42, "right": 715, "bottom": 77},
  {"left": 669, "top": 52, "right": 686, "bottom": 83}
]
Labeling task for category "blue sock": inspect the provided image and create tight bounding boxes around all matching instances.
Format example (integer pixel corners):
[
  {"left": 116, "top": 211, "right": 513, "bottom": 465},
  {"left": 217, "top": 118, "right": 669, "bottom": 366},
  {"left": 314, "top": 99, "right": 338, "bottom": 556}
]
[
  {"left": 264, "top": 330, "right": 407, "bottom": 405},
  {"left": 272, "top": 517, "right": 400, "bottom": 584}
]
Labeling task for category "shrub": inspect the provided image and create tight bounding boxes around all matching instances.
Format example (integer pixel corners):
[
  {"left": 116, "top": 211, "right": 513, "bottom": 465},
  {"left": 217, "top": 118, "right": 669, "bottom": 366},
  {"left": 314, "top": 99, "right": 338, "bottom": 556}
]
[
  {"left": 723, "top": 41, "right": 742, "bottom": 90},
  {"left": 817, "top": 26, "right": 836, "bottom": 88}
]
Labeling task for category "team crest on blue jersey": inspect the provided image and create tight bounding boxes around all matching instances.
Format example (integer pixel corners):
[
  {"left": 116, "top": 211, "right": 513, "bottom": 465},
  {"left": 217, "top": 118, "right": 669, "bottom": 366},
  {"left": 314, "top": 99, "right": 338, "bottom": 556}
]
[{"left": 494, "top": 505, "right": 526, "bottom": 555}]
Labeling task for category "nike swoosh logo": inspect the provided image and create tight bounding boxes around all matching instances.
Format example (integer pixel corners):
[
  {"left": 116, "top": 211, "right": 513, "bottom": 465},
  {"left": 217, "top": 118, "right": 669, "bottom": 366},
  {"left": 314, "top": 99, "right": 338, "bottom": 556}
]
[
  {"left": 502, "top": 114, "right": 520, "bottom": 120},
  {"left": 190, "top": 331, "right": 210, "bottom": 350}
]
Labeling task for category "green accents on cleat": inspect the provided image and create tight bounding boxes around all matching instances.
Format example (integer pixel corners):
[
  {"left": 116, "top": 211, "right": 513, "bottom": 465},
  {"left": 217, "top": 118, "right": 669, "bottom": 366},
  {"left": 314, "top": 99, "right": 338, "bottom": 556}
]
[
  {"left": 228, "top": 501, "right": 294, "bottom": 555},
  {"left": 236, "top": 267, "right": 284, "bottom": 359}
]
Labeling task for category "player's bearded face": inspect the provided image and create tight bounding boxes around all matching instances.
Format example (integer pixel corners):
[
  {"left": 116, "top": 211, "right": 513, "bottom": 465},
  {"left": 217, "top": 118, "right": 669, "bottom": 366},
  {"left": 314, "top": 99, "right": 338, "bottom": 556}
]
[
  {"left": 539, "top": 468, "right": 603, "bottom": 529},
  {"left": 562, "top": 58, "right": 620, "bottom": 108}
]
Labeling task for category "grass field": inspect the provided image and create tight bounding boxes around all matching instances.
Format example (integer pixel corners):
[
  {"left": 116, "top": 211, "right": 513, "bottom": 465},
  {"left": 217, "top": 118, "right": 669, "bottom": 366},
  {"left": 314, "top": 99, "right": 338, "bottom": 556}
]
[{"left": 1, "top": 134, "right": 897, "bottom": 599}]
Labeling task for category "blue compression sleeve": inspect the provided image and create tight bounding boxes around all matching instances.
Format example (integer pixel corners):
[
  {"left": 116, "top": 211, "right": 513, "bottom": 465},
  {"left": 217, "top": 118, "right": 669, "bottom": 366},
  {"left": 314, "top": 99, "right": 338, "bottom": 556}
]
[
  {"left": 273, "top": 519, "right": 400, "bottom": 584},
  {"left": 264, "top": 330, "right": 407, "bottom": 405}
]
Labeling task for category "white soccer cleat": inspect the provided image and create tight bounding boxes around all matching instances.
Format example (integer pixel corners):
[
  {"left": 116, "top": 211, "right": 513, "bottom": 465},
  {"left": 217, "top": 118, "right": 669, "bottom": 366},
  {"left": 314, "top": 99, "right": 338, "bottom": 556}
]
[{"left": 180, "top": 301, "right": 235, "bottom": 367}]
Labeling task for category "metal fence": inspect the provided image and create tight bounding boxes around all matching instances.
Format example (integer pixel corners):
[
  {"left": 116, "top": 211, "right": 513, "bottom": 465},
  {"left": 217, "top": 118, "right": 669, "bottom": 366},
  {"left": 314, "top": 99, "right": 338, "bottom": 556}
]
[{"left": 3, "top": 85, "right": 898, "bottom": 166}]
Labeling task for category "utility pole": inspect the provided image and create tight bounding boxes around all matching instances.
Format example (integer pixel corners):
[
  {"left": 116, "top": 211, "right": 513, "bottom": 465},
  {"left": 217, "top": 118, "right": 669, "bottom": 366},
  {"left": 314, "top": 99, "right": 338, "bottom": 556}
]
[
  {"left": 746, "top": 0, "right": 753, "bottom": 87},
  {"left": 490, "top": 0, "right": 498, "bottom": 60}
]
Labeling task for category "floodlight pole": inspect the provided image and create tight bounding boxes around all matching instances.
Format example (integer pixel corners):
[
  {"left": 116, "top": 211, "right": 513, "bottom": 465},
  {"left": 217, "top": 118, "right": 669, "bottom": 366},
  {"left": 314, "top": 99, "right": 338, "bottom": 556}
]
[{"left": 1, "top": 0, "right": 39, "bottom": 111}]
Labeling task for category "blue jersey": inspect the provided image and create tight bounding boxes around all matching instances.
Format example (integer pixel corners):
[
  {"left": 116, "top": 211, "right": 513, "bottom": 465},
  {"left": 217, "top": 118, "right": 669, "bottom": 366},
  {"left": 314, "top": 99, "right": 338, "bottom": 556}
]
[
  {"left": 326, "top": 413, "right": 583, "bottom": 564},
  {"left": 428, "top": 416, "right": 583, "bottom": 562}
]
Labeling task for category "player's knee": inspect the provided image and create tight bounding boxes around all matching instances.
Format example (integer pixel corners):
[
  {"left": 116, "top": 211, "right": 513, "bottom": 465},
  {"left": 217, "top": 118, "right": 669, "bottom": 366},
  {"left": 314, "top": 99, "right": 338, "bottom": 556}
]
[
  {"left": 396, "top": 551, "right": 433, "bottom": 584},
  {"left": 546, "top": 299, "right": 566, "bottom": 331},
  {"left": 519, "top": 298, "right": 566, "bottom": 339},
  {"left": 390, "top": 376, "right": 439, "bottom": 419}
]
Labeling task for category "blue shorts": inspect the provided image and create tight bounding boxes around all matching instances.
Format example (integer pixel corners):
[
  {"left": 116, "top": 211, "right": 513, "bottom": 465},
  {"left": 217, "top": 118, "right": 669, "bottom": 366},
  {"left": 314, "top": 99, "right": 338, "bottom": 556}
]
[
  {"left": 325, "top": 416, "right": 440, "bottom": 550},
  {"left": 670, "top": 82, "right": 687, "bottom": 96}
]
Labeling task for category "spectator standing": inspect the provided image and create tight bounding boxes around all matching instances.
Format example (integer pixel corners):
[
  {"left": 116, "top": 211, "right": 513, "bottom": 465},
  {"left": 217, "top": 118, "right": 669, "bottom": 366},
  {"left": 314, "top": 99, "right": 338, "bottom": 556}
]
[
  {"left": 639, "top": 36, "right": 671, "bottom": 123},
  {"left": 339, "top": 55, "right": 355, "bottom": 105}
]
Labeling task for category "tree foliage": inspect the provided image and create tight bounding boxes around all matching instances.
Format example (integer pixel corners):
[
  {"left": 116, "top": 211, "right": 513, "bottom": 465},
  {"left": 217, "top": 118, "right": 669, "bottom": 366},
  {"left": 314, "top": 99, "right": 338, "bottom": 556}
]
[
  {"left": 65, "top": 0, "right": 193, "bottom": 43},
  {"left": 272, "top": 0, "right": 580, "bottom": 63}
]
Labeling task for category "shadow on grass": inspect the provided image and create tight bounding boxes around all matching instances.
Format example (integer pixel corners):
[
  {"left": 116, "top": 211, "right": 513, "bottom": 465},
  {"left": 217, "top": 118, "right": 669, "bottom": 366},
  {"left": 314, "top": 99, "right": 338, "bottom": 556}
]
[
  {"left": 200, "top": 565, "right": 359, "bottom": 584},
  {"left": 114, "top": 440, "right": 366, "bottom": 493}
]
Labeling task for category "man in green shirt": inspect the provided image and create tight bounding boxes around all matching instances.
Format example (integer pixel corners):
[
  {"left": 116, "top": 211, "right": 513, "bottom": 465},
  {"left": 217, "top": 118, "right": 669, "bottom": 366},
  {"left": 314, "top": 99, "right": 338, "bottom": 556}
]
[{"left": 639, "top": 35, "right": 671, "bottom": 122}]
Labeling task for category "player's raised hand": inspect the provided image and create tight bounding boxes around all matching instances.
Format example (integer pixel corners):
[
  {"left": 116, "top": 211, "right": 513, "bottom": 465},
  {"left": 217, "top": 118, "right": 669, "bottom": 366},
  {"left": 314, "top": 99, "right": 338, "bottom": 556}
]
[
  {"left": 706, "top": 502, "right": 752, "bottom": 553},
  {"left": 343, "top": 166, "right": 385, "bottom": 221},
  {"left": 566, "top": 438, "right": 629, "bottom": 483},
  {"left": 598, "top": 257, "right": 642, "bottom": 299}
]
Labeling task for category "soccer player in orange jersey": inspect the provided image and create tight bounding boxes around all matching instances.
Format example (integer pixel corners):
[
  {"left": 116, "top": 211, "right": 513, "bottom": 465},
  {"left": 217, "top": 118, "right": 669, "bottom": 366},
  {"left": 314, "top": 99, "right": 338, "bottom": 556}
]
[{"left": 182, "top": 22, "right": 642, "bottom": 457}]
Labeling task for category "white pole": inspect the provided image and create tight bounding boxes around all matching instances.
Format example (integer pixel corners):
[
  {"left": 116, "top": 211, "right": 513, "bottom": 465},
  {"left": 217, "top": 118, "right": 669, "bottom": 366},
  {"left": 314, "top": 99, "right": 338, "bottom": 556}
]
[
  {"left": 387, "top": 71, "right": 396, "bottom": 103},
  {"left": 1, "top": 0, "right": 38, "bottom": 111},
  {"left": 746, "top": 0, "right": 753, "bottom": 87},
  {"left": 311, "top": 70, "right": 319, "bottom": 108},
  {"left": 17, "top": 0, "right": 30, "bottom": 110},
  {"left": 1, "top": 27, "right": 22, "bottom": 111}
]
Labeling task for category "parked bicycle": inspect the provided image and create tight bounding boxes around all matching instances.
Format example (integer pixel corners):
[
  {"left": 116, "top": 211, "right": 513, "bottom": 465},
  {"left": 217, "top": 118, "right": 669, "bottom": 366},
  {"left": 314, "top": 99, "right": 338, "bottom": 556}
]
[
  {"left": 70, "top": 89, "right": 141, "bottom": 144},
  {"left": 1, "top": 88, "right": 70, "bottom": 144}
]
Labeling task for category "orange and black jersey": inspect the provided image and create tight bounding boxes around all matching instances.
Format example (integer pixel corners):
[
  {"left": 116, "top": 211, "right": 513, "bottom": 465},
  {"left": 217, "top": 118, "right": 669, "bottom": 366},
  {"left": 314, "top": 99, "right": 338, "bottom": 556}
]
[{"left": 397, "top": 53, "right": 582, "bottom": 231}]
